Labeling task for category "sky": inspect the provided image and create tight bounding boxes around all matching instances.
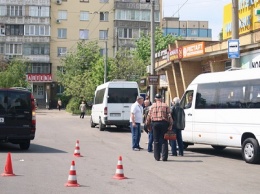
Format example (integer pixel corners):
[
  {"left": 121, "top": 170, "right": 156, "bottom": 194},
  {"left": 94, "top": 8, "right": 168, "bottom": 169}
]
[{"left": 162, "top": 0, "right": 231, "bottom": 40}]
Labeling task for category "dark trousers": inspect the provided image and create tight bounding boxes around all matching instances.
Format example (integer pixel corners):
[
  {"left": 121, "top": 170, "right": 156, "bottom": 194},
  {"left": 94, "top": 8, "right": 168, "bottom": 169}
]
[
  {"left": 148, "top": 129, "right": 153, "bottom": 152},
  {"left": 170, "top": 128, "right": 184, "bottom": 156},
  {"left": 152, "top": 121, "right": 169, "bottom": 161},
  {"left": 80, "top": 112, "right": 85, "bottom": 118}
]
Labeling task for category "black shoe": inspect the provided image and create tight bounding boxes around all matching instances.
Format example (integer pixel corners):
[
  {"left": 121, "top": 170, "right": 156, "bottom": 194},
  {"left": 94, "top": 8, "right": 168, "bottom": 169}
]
[
  {"left": 179, "top": 153, "right": 184, "bottom": 156},
  {"left": 171, "top": 153, "right": 177, "bottom": 156},
  {"left": 138, "top": 147, "right": 144, "bottom": 150},
  {"left": 162, "top": 159, "right": 167, "bottom": 161}
]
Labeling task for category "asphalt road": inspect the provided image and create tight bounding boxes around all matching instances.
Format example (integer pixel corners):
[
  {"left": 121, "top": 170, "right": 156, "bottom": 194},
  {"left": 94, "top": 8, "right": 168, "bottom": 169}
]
[{"left": 0, "top": 109, "right": 259, "bottom": 194}]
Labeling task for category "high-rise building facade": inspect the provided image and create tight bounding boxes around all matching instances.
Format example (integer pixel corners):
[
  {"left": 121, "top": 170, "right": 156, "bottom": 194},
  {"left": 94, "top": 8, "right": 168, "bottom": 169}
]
[
  {"left": 161, "top": 17, "right": 212, "bottom": 41},
  {"left": 0, "top": 0, "right": 161, "bottom": 107},
  {"left": 0, "top": 0, "right": 51, "bottom": 106}
]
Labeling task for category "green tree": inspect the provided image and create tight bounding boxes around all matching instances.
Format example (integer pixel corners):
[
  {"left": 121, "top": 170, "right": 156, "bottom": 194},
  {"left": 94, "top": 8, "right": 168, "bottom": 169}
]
[
  {"left": 57, "top": 41, "right": 104, "bottom": 102},
  {"left": 108, "top": 48, "right": 146, "bottom": 83},
  {"left": 0, "top": 59, "right": 28, "bottom": 88},
  {"left": 135, "top": 27, "right": 180, "bottom": 64}
]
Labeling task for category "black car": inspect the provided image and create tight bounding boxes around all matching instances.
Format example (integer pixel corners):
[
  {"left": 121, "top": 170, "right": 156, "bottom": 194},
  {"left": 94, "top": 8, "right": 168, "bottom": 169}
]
[{"left": 0, "top": 88, "right": 36, "bottom": 150}]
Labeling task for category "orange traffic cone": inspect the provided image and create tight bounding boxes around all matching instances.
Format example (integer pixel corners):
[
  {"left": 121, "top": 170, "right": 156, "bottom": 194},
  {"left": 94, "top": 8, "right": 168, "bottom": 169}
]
[
  {"left": 113, "top": 156, "right": 127, "bottom": 180},
  {"left": 73, "top": 140, "right": 82, "bottom": 157},
  {"left": 1, "top": 152, "right": 15, "bottom": 176},
  {"left": 65, "top": 160, "right": 80, "bottom": 187}
]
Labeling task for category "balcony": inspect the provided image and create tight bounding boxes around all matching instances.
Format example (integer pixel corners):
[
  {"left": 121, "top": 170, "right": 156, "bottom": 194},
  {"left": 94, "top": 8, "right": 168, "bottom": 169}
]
[
  {"left": 0, "top": 0, "right": 50, "bottom": 6},
  {"left": 24, "top": 55, "right": 50, "bottom": 63},
  {"left": 0, "top": 36, "right": 50, "bottom": 43},
  {"left": 0, "top": 16, "right": 50, "bottom": 24},
  {"left": 114, "top": 1, "right": 160, "bottom": 11}
]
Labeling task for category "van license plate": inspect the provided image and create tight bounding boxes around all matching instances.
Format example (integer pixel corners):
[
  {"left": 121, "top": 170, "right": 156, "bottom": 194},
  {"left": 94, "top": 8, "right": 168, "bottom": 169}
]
[
  {"left": 110, "top": 113, "right": 120, "bottom": 117},
  {"left": 0, "top": 118, "right": 4, "bottom": 123}
]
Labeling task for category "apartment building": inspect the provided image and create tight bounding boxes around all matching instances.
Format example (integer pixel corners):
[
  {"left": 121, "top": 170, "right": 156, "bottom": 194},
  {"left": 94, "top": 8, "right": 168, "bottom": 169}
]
[
  {"left": 0, "top": 0, "right": 51, "bottom": 106},
  {"left": 161, "top": 17, "right": 212, "bottom": 41},
  {"left": 114, "top": 0, "right": 160, "bottom": 50},
  {"left": 0, "top": 0, "right": 161, "bottom": 107}
]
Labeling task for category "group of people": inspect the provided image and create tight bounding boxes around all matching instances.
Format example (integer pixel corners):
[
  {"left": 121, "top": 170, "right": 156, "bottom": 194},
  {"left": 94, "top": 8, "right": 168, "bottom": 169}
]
[{"left": 130, "top": 94, "right": 186, "bottom": 161}]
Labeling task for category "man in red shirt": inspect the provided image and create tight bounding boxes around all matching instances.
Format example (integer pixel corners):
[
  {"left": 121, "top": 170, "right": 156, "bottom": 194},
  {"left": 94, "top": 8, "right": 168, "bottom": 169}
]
[{"left": 146, "top": 94, "right": 173, "bottom": 161}]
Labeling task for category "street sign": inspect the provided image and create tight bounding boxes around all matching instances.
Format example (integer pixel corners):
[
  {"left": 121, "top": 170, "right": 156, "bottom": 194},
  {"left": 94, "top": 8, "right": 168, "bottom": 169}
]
[
  {"left": 148, "top": 75, "right": 159, "bottom": 85},
  {"left": 228, "top": 39, "right": 240, "bottom": 58}
]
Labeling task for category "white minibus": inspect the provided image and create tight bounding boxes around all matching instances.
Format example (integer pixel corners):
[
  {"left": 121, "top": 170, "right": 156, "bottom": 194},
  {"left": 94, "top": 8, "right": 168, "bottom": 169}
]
[
  {"left": 180, "top": 68, "right": 260, "bottom": 164},
  {"left": 90, "top": 81, "right": 139, "bottom": 131}
]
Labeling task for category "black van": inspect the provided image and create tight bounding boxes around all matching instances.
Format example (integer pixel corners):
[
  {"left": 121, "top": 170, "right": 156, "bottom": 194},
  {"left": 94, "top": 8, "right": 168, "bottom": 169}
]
[{"left": 0, "top": 88, "right": 36, "bottom": 150}]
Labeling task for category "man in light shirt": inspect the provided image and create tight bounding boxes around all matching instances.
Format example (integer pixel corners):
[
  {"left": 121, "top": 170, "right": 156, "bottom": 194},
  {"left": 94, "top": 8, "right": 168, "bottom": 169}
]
[{"left": 130, "top": 96, "right": 144, "bottom": 151}]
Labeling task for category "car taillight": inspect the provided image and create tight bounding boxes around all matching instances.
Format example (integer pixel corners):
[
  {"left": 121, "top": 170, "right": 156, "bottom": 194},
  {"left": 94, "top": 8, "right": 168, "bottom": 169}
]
[
  {"left": 30, "top": 93, "right": 36, "bottom": 126},
  {"left": 104, "top": 107, "right": 107, "bottom": 115}
]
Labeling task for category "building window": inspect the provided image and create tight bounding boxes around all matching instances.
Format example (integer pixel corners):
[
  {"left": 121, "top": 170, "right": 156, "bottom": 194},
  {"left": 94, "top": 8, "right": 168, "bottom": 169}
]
[
  {"left": 100, "top": 12, "right": 108, "bottom": 21},
  {"left": 5, "top": 44, "right": 22, "bottom": 55},
  {"left": 24, "top": 25, "right": 50, "bottom": 36},
  {"left": 100, "top": 0, "right": 109, "bottom": 2},
  {"left": 118, "top": 28, "right": 139, "bottom": 39},
  {"left": 99, "top": 30, "right": 108, "bottom": 40},
  {"left": 79, "top": 29, "right": 89, "bottom": 40},
  {"left": 5, "top": 25, "right": 24, "bottom": 36},
  {"left": 29, "top": 6, "right": 49, "bottom": 17},
  {"left": 27, "top": 63, "right": 51, "bottom": 74},
  {"left": 80, "top": 0, "right": 89, "bottom": 2},
  {"left": 23, "top": 44, "right": 50, "bottom": 55},
  {"left": 56, "top": 84, "right": 64, "bottom": 94},
  {"left": 58, "top": 10, "right": 67, "bottom": 20},
  {"left": 0, "top": 43, "right": 4, "bottom": 54},
  {"left": 0, "top": 6, "right": 7, "bottom": 16},
  {"left": 100, "top": 48, "right": 107, "bottom": 56},
  {"left": 181, "top": 29, "right": 186, "bottom": 36},
  {"left": 7, "top": 5, "right": 23, "bottom": 17},
  {"left": 80, "top": 11, "right": 89, "bottom": 21},
  {"left": 58, "top": 28, "right": 67, "bottom": 39},
  {"left": 191, "top": 29, "right": 198, "bottom": 35},
  {"left": 141, "top": 11, "right": 150, "bottom": 21},
  {"left": 57, "top": 47, "right": 67, "bottom": 57}
]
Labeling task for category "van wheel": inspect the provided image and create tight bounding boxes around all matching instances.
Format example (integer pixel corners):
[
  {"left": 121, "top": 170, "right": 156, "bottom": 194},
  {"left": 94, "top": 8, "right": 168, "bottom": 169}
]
[
  {"left": 211, "top": 145, "right": 226, "bottom": 150},
  {"left": 19, "top": 141, "right": 30, "bottom": 150},
  {"left": 242, "top": 138, "right": 260, "bottom": 164},
  {"left": 99, "top": 119, "right": 105, "bottom": 131},
  {"left": 90, "top": 116, "right": 96, "bottom": 128}
]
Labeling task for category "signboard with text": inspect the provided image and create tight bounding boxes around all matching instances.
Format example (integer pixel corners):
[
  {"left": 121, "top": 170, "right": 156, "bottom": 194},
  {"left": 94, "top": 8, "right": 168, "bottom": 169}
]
[
  {"left": 27, "top": 74, "right": 52, "bottom": 82},
  {"left": 228, "top": 39, "right": 240, "bottom": 58},
  {"left": 182, "top": 42, "right": 205, "bottom": 58},
  {"left": 148, "top": 75, "right": 159, "bottom": 85}
]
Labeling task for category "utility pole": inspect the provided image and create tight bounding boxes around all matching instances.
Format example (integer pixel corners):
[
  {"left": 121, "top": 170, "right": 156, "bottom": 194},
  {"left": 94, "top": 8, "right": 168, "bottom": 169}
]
[
  {"left": 150, "top": 0, "right": 155, "bottom": 102},
  {"left": 104, "top": 40, "right": 107, "bottom": 83},
  {"left": 232, "top": 0, "right": 240, "bottom": 68}
]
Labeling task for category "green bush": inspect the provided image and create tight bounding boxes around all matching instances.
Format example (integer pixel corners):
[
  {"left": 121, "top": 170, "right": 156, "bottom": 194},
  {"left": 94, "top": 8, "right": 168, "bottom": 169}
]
[{"left": 66, "top": 97, "right": 81, "bottom": 114}]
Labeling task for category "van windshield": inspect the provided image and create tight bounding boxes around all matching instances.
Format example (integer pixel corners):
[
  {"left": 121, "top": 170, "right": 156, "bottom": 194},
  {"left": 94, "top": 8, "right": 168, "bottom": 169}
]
[{"left": 108, "top": 88, "right": 138, "bottom": 103}]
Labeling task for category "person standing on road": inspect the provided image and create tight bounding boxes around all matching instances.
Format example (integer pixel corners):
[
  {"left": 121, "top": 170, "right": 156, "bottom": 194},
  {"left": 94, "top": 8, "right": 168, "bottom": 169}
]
[
  {"left": 130, "top": 96, "right": 144, "bottom": 151},
  {"left": 170, "top": 97, "right": 185, "bottom": 156},
  {"left": 146, "top": 94, "right": 173, "bottom": 161},
  {"left": 143, "top": 100, "right": 153, "bottom": 152},
  {"left": 57, "top": 99, "right": 62, "bottom": 111},
  {"left": 79, "top": 101, "right": 86, "bottom": 119}
]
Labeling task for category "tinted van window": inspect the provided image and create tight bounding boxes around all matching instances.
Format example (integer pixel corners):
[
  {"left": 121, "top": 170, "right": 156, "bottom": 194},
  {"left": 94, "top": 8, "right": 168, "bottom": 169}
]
[
  {"left": 8, "top": 91, "right": 31, "bottom": 111},
  {"left": 194, "top": 79, "right": 260, "bottom": 109},
  {"left": 108, "top": 88, "right": 138, "bottom": 103},
  {"left": 196, "top": 83, "right": 217, "bottom": 109}
]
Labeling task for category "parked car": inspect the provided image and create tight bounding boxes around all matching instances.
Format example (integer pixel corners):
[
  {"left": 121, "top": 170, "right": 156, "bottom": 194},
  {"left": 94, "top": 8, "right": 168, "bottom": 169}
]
[{"left": 0, "top": 88, "right": 36, "bottom": 150}]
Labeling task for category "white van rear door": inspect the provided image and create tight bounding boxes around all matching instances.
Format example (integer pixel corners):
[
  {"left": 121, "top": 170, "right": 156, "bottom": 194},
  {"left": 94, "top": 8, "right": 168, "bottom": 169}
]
[{"left": 107, "top": 87, "right": 138, "bottom": 123}]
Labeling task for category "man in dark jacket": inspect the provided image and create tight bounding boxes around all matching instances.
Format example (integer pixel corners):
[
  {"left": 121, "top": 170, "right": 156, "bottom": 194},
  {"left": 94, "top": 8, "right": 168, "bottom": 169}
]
[{"left": 171, "top": 97, "right": 185, "bottom": 156}]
